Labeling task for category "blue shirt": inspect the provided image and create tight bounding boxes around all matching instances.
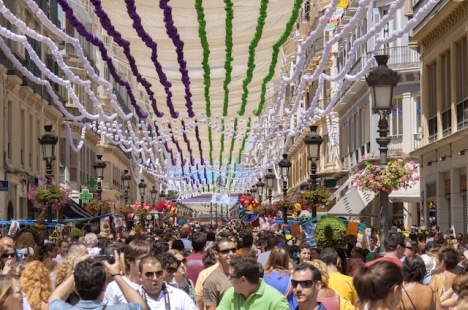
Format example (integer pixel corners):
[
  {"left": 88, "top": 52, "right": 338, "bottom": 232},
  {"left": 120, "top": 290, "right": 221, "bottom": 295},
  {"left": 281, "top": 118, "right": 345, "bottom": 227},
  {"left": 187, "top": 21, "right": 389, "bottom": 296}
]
[
  {"left": 295, "top": 302, "right": 327, "bottom": 310},
  {"left": 181, "top": 238, "right": 193, "bottom": 250},
  {"left": 49, "top": 298, "right": 144, "bottom": 310}
]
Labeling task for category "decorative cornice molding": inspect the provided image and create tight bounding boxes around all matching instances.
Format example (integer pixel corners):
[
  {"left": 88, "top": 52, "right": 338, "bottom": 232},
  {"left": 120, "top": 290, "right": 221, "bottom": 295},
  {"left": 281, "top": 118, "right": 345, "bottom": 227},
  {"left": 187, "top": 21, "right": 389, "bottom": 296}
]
[
  {"left": 19, "top": 86, "right": 33, "bottom": 101},
  {"left": 6, "top": 76, "right": 21, "bottom": 91}
]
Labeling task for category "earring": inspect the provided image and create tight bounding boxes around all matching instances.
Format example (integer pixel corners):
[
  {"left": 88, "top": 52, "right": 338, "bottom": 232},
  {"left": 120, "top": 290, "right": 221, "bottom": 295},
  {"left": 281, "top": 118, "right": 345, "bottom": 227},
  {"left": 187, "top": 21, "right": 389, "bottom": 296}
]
[{"left": 391, "top": 300, "right": 399, "bottom": 307}]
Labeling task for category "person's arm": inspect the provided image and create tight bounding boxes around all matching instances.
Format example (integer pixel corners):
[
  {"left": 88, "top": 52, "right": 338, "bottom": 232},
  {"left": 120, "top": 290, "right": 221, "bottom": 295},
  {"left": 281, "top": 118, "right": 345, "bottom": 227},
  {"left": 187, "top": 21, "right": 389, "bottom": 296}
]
[
  {"left": 102, "top": 251, "right": 147, "bottom": 310},
  {"left": 49, "top": 274, "right": 74, "bottom": 302},
  {"left": 215, "top": 289, "right": 232, "bottom": 310},
  {"left": 194, "top": 273, "right": 205, "bottom": 310}
]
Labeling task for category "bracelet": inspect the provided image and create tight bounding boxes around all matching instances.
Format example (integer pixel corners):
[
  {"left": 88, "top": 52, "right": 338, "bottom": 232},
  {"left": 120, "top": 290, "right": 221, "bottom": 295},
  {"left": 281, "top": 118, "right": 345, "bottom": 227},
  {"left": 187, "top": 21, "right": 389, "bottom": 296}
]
[{"left": 111, "top": 274, "right": 121, "bottom": 277}]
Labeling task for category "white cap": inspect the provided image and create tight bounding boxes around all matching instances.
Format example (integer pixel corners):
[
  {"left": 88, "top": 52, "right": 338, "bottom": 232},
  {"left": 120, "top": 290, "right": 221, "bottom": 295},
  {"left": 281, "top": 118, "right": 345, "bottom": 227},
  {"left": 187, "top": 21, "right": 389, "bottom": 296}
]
[{"left": 420, "top": 254, "right": 435, "bottom": 272}]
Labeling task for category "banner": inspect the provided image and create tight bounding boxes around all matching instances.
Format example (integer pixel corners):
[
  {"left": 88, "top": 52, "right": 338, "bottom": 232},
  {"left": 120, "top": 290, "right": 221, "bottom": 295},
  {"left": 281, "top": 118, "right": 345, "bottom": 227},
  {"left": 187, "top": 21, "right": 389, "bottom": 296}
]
[{"left": 211, "top": 192, "right": 230, "bottom": 205}]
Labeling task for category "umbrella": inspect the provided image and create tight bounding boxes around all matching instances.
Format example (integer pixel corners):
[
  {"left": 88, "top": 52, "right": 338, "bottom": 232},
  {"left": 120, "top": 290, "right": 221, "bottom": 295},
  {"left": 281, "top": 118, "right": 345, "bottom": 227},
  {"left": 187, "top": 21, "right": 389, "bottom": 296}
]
[{"left": 241, "top": 213, "right": 259, "bottom": 224}]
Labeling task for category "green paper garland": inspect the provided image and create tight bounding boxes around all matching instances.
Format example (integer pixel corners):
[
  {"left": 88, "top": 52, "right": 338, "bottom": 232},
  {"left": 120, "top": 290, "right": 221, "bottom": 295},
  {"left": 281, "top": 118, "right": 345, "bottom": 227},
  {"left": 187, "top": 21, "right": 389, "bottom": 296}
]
[
  {"left": 227, "top": 118, "right": 238, "bottom": 165},
  {"left": 222, "top": 0, "right": 234, "bottom": 117},
  {"left": 237, "top": 0, "right": 270, "bottom": 116},
  {"left": 195, "top": 0, "right": 212, "bottom": 117},
  {"left": 230, "top": 162, "right": 237, "bottom": 186},
  {"left": 252, "top": 0, "right": 302, "bottom": 116},
  {"left": 219, "top": 119, "right": 225, "bottom": 168},
  {"left": 237, "top": 117, "right": 251, "bottom": 164}
]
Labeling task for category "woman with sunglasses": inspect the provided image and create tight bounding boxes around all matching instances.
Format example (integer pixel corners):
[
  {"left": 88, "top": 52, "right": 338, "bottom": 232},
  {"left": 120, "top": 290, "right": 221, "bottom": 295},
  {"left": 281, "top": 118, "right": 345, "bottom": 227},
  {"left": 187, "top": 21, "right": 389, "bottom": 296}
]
[
  {"left": 159, "top": 252, "right": 181, "bottom": 287},
  {"left": 168, "top": 249, "right": 197, "bottom": 306},
  {"left": 0, "top": 245, "right": 15, "bottom": 275},
  {"left": 0, "top": 275, "right": 22, "bottom": 309}
]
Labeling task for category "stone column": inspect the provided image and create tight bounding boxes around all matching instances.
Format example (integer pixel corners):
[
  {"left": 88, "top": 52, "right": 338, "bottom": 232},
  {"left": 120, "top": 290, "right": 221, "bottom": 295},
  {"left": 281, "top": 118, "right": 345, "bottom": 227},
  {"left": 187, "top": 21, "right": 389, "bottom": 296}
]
[{"left": 451, "top": 168, "right": 463, "bottom": 234}]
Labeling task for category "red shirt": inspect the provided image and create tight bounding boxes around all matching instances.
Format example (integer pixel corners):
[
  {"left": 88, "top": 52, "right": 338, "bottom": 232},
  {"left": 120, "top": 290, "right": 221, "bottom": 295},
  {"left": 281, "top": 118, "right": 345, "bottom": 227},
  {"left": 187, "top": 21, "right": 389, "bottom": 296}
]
[
  {"left": 186, "top": 253, "right": 204, "bottom": 284},
  {"left": 365, "top": 256, "right": 402, "bottom": 267}
]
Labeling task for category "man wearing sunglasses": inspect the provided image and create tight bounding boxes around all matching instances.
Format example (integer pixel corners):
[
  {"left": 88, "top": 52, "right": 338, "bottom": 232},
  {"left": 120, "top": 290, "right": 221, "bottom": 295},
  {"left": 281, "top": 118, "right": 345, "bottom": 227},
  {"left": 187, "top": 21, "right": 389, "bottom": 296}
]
[
  {"left": 217, "top": 256, "right": 289, "bottom": 310},
  {"left": 138, "top": 255, "right": 197, "bottom": 310},
  {"left": 203, "top": 238, "right": 235, "bottom": 310},
  {"left": 291, "top": 263, "right": 326, "bottom": 310}
]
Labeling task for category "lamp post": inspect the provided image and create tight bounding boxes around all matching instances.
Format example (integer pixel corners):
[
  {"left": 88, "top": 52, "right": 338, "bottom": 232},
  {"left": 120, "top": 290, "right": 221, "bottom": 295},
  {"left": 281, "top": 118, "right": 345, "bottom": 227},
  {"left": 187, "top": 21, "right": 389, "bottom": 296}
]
[
  {"left": 138, "top": 179, "right": 147, "bottom": 224},
  {"left": 256, "top": 179, "right": 265, "bottom": 204},
  {"left": 38, "top": 125, "right": 58, "bottom": 223},
  {"left": 250, "top": 185, "right": 257, "bottom": 202},
  {"left": 93, "top": 155, "right": 107, "bottom": 202},
  {"left": 366, "top": 54, "right": 400, "bottom": 257},
  {"left": 265, "top": 169, "right": 275, "bottom": 207},
  {"left": 121, "top": 170, "right": 131, "bottom": 206},
  {"left": 278, "top": 154, "right": 292, "bottom": 224},
  {"left": 303, "top": 125, "right": 323, "bottom": 218},
  {"left": 150, "top": 186, "right": 158, "bottom": 227}
]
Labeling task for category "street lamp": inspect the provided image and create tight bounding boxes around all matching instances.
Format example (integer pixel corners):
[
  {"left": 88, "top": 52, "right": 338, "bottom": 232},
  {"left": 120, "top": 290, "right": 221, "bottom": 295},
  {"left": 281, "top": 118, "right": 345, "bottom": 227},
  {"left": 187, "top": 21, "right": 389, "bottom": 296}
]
[
  {"left": 138, "top": 179, "right": 147, "bottom": 223},
  {"left": 150, "top": 186, "right": 158, "bottom": 209},
  {"left": 303, "top": 125, "right": 323, "bottom": 218},
  {"left": 93, "top": 155, "right": 107, "bottom": 201},
  {"left": 278, "top": 154, "right": 292, "bottom": 224},
  {"left": 121, "top": 170, "right": 131, "bottom": 206},
  {"left": 256, "top": 179, "right": 265, "bottom": 204},
  {"left": 250, "top": 185, "right": 257, "bottom": 202},
  {"left": 159, "top": 191, "right": 166, "bottom": 202},
  {"left": 366, "top": 54, "right": 399, "bottom": 257},
  {"left": 265, "top": 169, "right": 275, "bottom": 207},
  {"left": 38, "top": 125, "right": 58, "bottom": 223}
]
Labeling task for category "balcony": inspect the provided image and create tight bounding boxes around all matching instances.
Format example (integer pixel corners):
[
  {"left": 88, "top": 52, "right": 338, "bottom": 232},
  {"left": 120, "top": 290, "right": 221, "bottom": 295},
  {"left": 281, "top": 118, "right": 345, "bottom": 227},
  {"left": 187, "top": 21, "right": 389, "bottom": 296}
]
[
  {"left": 302, "top": 35, "right": 331, "bottom": 73},
  {"left": 368, "top": 46, "right": 420, "bottom": 70},
  {"left": 457, "top": 99, "right": 468, "bottom": 130},
  {"left": 388, "top": 135, "right": 403, "bottom": 156}
]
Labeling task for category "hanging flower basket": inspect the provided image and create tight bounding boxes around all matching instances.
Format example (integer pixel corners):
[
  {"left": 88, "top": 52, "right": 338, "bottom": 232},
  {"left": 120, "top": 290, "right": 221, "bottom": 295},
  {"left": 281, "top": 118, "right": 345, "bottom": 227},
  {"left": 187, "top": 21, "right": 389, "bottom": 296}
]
[
  {"left": 299, "top": 187, "right": 334, "bottom": 209},
  {"left": 273, "top": 198, "right": 294, "bottom": 212},
  {"left": 28, "top": 180, "right": 70, "bottom": 211},
  {"left": 85, "top": 199, "right": 112, "bottom": 216},
  {"left": 133, "top": 203, "right": 152, "bottom": 219},
  {"left": 353, "top": 150, "right": 419, "bottom": 194},
  {"left": 116, "top": 204, "right": 134, "bottom": 216}
]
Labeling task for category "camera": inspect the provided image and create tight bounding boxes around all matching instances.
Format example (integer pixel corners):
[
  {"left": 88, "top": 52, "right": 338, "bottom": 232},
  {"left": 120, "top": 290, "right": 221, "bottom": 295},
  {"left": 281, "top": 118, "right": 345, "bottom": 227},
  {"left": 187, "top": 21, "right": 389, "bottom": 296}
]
[{"left": 94, "top": 254, "right": 115, "bottom": 264}]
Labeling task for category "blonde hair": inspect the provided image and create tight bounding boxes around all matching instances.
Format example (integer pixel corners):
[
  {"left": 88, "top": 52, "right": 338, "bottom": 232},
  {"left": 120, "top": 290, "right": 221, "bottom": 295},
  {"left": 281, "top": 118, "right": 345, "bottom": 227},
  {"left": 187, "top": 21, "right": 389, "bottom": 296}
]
[
  {"left": 264, "top": 246, "right": 290, "bottom": 279},
  {"left": 54, "top": 252, "right": 83, "bottom": 289},
  {"left": 0, "top": 275, "right": 19, "bottom": 308},
  {"left": 20, "top": 261, "right": 52, "bottom": 310},
  {"left": 168, "top": 249, "right": 182, "bottom": 257},
  {"left": 307, "top": 260, "right": 329, "bottom": 287}
]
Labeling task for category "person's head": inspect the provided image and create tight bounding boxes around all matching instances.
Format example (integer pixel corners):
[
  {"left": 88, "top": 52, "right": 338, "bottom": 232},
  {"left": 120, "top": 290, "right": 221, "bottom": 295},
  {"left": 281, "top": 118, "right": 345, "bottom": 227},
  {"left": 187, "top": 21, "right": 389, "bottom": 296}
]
[
  {"left": 123, "top": 240, "right": 151, "bottom": 275},
  {"left": 242, "top": 235, "right": 254, "bottom": 249},
  {"left": 403, "top": 238, "right": 413, "bottom": 258},
  {"left": 264, "top": 246, "right": 290, "bottom": 277},
  {"left": 417, "top": 232, "right": 426, "bottom": 242},
  {"left": 319, "top": 247, "right": 338, "bottom": 267},
  {"left": 266, "top": 236, "right": 278, "bottom": 251},
  {"left": 16, "top": 246, "right": 30, "bottom": 262},
  {"left": 296, "top": 232, "right": 306, "bottom": 244},
  {"left": 425, "top": 241, "right": 439, "bottom": 258},
  {"left": 168, "top": 250, "right": 186, "bottom": 281},
  {"left": 207, "top": 232, "right": 216, "bottom": 242},
  {"left": 20, "top": 261, "right": 52, "bottom": 309},
  {"left": 452, "top": 272, "right": 468, "bottom": 298},
  {"left": 191, "top": 232, "right": 207, "bottom": 252},
  {"left": 41, "top": 243, "right": 58, "bottom": 260},
  {"left": 457, "top": 233, "right": 465, "bottom": 244},
  {"left": 351, "top": 247, "right": 363, "bottom": 260},
  {"left": 107, "top": 233, "right": 115, "bottom": 243},
  {"left": 84, "top": 233, "right": 98, "bottom": 248},
  {"left": 228, "top": 256, "right": 261, "bottom": 296},
  {"left": 298, "top": 243, "right": 311, "bottom": 263},
  {"left": 203, "top": 246, "right": 217, "bottom": 268},
  {"left": 58, "top": 240, "right": 70, "bottom": 257},
  {"left": 292, "top": 263, "right": 322, "bottom": 306},
  {"left": 139, "top": 255, "right": 164, "bottom": 295},
  {"left": 432, "top": 225, "right": 440, "bottom": 235},
  {"left": 384, "top": 232, "right": 406, "bottom": 258},
  {"left": 179, "top": 229, "right": 188, "bottom": 239},
  {"left": 353, "top": 261, "right": 403, "bottom": 309},
  {"left": 307, "top": 260, "right": 329, "bottom": 287},
  {"left": 369, "top": 235, "right": 377, "bottom": 247},
  {"left": 437, "top": 247, "right": 459, "bottom": 271},
  {"left": 0, "top": 238, "right": 14, "bottom": 248},
  {"left": 171, "top": 240, "right": 184, "bottom": 252},
  {"left": 310, "top": 248, "right": 320, "bottom": 260},
  {"left": 0, "top": 275, "right": 21, "bottom": 310},
  {"left": 74, "top": 259, "right": 107, "bottom": 300},
  {"left": 0, "top": 245, "right": 15, "bottom": 267},
  {"left": 159, "top": 252, "right": 180, "bottom": 284},
  {"left": 151, "top": 240, "right": 169, "bottom": 256},
  {"left": 402, "top": 255, "right": 426, "bottom": 283},
  {"left": 68, "top": 242, "right": 87, "bottom": 257},
  {"left": 214, "top": 238, "right": 236, "bottom": 270}
]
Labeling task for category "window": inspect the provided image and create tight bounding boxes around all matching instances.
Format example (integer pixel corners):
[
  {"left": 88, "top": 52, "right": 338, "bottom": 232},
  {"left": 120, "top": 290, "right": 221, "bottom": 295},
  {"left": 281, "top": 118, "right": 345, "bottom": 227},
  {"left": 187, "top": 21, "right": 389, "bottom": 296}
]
[
  {"left": 29, "top": 115, "right": 33, "bottom": 168},
  {"left": 456, "top": 37, "right": 468, "bottom": 103},
  {"left": 7, "top": 101, "right": 12, "bottom": 159},
  {"left": 70, "top": 140, "right": 77, "bottom": 181},
  {"left": 441, "top": 51, "right": 452, "bottom": 137},
  {"left": 390, "top": 98, "right": 403, "bottom": 136},
  {"left": 21, "top": 109, "right": 25, "bottom": 165},
  {"left": 415, "top": 96, "right": 421, "bottom": 132},
  {"left": 427, "top": 62, "right": 438, "bottom": 142},
  {"left": 59, "top": 138, "right": 66, "bottom": 167}
]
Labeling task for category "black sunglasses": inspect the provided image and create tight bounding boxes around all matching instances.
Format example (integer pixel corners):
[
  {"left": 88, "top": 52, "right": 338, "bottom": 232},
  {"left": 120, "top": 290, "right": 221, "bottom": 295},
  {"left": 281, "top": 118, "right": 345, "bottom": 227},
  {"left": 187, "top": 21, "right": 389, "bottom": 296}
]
[
  {"left": 166, "top": 267, "right": 178, "bottom": 274},
  {"left": 1, "top": 253, "right": 14, "bottom": 259},
  {"left": 291, "top": 280, "right": 316, "bottom": 289},
  {"left": 22, "top": 253, "right": 29, "bottom": 257},
  {"left": 227, "top": 273, "right": 242, "bottom": 280},
  {"left": 219, "top": 248, "right": 236, "bottom": 255},
  {"left": 144, "top": 270, "right": 164, "bottom": 278},
  {"left": 177, "top": 258, "right": 187, "bottom": 265}
]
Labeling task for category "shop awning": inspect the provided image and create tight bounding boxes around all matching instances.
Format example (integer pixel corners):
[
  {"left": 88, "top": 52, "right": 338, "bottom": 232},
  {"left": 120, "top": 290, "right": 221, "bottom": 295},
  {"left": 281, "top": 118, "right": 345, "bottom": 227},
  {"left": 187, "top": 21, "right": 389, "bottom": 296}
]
[
  {"left": 389, "top": 180, "right": 421, "bottom": 203},
  {"left": 328, "top": 188, "right": 376, "bottom": 218},
  {"left": 63, "top": 199, "right": 93, "bottom": 219}
]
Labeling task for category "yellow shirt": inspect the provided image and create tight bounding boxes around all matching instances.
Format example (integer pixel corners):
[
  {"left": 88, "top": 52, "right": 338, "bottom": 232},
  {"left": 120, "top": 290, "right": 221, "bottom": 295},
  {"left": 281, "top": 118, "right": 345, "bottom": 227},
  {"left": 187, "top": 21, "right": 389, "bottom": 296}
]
[
  {"left": 328, "top": 272, "right": 357, "bottom": 304},
  {"left": 194, "top": 262, "right": 219, "bottom": 298}
]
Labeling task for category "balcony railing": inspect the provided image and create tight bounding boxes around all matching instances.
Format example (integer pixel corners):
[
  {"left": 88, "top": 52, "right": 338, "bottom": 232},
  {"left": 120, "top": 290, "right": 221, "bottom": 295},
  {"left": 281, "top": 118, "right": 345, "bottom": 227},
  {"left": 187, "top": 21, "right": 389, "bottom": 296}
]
[
  {"left": 367, "top": 46, "right": 420, "bottom": 70},
  {"left": 457, "top": 99, "right": 468, "bottom": 130},
  {"left": 388, "top": 135, "right": 403, "bottom": 156},
  {"left": 65, "top": 43, "right": 77, "bottom": 58},
  {"left": 296, "top": 0, "right": 311, "bottom": 29},
  {"left": 34, "top": 0, "right": 61, "bottom": 29},
  {"left": 302, "top": 35, "right": 331, "bottom": 73}
]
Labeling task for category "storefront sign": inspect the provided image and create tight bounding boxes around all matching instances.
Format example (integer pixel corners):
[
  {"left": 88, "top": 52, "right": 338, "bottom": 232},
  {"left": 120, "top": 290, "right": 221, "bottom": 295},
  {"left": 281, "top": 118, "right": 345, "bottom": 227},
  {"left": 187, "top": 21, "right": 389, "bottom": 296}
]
[{"left": 0, "top": 181, "right": 8, "bottom": 191}]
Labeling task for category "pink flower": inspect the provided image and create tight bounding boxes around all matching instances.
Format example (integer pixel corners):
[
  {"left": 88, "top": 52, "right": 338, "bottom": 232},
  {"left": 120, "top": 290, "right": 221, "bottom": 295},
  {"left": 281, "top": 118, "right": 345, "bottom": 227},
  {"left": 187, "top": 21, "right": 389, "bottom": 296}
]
[{"left": 376, "top": 167, "right": 381, "bottom": 172}]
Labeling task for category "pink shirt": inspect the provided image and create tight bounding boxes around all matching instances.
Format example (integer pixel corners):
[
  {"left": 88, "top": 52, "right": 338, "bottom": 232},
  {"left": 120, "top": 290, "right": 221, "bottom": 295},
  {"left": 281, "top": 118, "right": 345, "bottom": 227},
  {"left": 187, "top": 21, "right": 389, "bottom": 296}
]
[
  {"left": 317, "top": 291, "right": 340, "bottom": 310},
  {"left": 186, "top": 253, "right": 204, "bottom": 284}
]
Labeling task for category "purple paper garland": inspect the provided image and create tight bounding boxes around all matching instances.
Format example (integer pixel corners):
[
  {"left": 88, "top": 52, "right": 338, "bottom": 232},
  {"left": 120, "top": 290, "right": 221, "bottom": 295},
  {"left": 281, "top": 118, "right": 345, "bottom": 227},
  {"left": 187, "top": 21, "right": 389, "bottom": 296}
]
[
  {"left": 90, "top": 0, "right": 164, "bottom": 117},
  {"left": 56, "top": 0, "right": 148, "bottom": 119},
  {"left": 154, "top": 122, "right": 177, "bottom": 166},
  {"left": 159, "top": 0, "right": 195, "bottom": 118},
  {"left": 167, "top": 123, "right": 186, "bottom": 167},
  {"left": 124, "top": 0, "right": 179, "bottom": 119},
  {"left": 181, "top": 120, "right": 195, "bottom": 166}
]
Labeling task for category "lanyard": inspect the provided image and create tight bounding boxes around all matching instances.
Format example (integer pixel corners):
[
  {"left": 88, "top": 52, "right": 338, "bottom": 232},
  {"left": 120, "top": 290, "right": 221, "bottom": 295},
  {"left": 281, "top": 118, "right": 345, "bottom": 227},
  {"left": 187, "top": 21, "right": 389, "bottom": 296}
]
[{"left": 142, "top": 283, "right": 171, "bottom": 310}]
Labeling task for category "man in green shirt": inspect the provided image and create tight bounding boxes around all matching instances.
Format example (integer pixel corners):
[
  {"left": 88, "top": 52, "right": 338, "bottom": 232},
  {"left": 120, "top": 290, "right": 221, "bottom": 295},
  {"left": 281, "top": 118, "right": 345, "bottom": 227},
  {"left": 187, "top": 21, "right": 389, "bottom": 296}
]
[{"left": 217, "top": 256, "right": 290, "bottom": 310}]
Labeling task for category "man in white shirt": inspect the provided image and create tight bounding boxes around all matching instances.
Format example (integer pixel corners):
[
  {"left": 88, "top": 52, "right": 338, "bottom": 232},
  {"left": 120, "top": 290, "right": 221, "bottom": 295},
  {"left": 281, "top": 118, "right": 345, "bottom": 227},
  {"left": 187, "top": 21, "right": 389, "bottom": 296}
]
[
  {"left": 104, "top": 240, "right": 151, "bottom": 305},
  {"left": 53, "top": 240, "right": 69, "bottom": 263},
  {"left": 139, "top": 255, "right": 198, "bottom": 310}
]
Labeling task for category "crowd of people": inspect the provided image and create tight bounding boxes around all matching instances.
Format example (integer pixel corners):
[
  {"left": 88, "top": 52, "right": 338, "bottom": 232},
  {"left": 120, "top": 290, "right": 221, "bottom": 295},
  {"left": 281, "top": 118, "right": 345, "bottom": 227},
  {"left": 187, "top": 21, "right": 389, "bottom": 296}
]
[{"left": 0, "top": 223, "right": 468, "bottom": 309}]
